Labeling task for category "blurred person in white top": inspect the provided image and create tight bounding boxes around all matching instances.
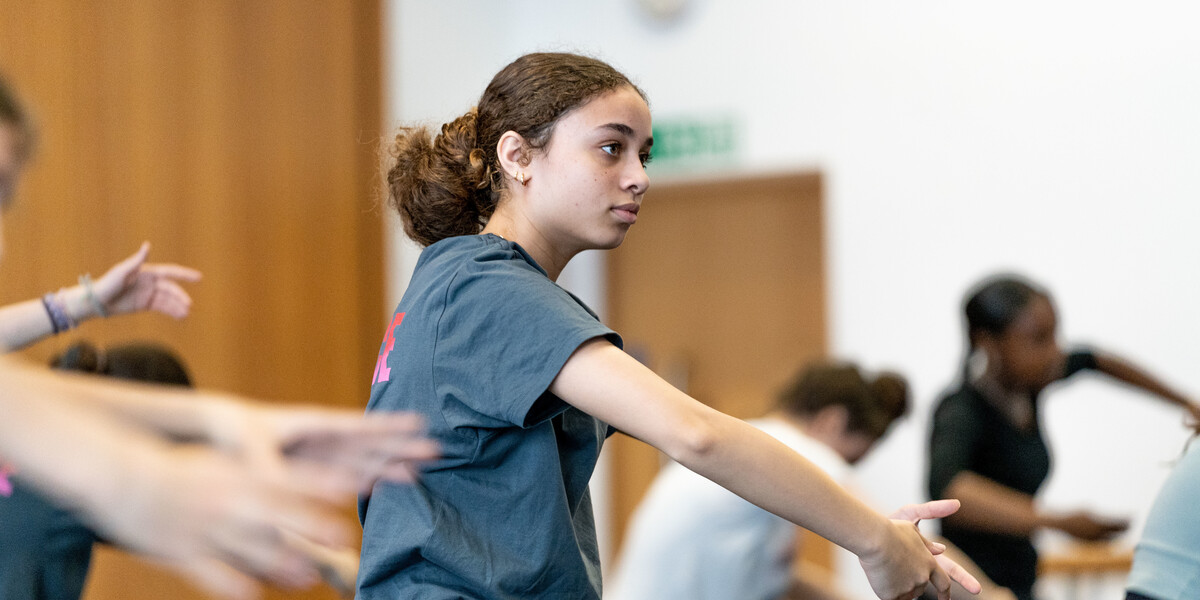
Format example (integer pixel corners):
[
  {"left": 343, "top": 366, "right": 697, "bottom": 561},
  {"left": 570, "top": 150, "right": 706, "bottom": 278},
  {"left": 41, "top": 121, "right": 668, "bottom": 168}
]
[{"left": 610, "top": 361, "right": 1007, "bottom": 600}]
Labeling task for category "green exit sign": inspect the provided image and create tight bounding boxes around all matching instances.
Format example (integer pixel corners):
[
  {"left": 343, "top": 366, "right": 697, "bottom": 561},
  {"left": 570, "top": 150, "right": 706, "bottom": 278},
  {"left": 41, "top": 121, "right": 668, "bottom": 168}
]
[{"left": 650, "top": 115, "right": 739, "bottom": 168}]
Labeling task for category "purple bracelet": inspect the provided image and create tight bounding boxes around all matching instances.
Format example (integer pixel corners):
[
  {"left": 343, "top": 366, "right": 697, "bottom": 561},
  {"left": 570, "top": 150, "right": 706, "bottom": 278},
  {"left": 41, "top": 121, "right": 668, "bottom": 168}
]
[{"left": 41, "top": 292, "right": 75, "bottom": 334}]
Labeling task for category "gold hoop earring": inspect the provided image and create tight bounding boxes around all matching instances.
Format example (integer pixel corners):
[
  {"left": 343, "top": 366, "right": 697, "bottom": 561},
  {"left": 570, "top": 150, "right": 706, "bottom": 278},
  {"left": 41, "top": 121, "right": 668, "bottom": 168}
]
[{"left": 516, "top": 171, "right": 527, "bottom": 186}]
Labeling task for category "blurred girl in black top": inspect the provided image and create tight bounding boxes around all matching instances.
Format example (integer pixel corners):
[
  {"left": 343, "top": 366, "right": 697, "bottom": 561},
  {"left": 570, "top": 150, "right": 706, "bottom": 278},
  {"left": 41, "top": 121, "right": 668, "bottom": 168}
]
[{"left": 928, "top": 274, "right": 1199, "bottom": 600}]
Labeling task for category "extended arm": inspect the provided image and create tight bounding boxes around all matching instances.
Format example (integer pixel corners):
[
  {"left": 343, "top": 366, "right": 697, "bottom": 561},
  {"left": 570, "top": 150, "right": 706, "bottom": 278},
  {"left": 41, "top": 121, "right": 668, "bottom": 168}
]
[
  {"left": 37, "top": 366, "right": 437, "bottom": 490},
  {"left": 0, "top": 298, "right": 51, "bottom": 352},
  {"left": 941, "top": 472, "right": 1126, "bottom": 541},
  {"left": 1093, "top": 351, "right": 1200, "bottom": 422},
  {"left": 0, "top": 357, "right": 438, "bottom": 599},
  {"left": 0, "top": 242, "right": 200, "bottom": 353},
  {"left": 0, "top": 357, "right": 320, "bottom": 598},
  {"left": 45, "top": 369, "right": 221, "bottom": 439},
  {"left": 551, "top": 339, "right": 975, "bottom": 600}
]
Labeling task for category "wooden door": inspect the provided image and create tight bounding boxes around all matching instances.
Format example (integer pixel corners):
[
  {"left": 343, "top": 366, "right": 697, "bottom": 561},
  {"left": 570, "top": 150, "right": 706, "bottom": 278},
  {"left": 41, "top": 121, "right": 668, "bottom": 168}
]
[
  {"left": 0, "top": 2, "right": 383, "bottom": 599},
  {"left": 605, "top": 171, "right": 828, "bottom": 560}
]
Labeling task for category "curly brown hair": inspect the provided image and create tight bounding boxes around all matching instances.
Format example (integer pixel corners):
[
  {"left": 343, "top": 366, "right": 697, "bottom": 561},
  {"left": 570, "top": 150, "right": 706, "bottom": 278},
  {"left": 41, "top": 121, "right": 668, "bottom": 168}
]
[{"left": 386, "top": 52, "right": 645, "bottom": 247}]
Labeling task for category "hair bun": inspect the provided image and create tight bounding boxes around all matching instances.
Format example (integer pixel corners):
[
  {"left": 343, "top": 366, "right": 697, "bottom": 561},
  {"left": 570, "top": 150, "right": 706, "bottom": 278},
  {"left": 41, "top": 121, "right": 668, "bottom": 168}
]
[
  {"left": 387, "top": 108, "right": 497, "bottom": 246},
  {"left": 870, "top": 371, "right": 910, "bottom": 420}
]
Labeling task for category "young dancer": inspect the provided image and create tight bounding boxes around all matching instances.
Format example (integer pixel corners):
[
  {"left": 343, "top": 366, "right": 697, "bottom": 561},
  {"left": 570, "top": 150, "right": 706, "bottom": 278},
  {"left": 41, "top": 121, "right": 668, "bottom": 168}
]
[
  {"left": 928, "top": 274, "right": 1199, "bottom": 600},
  {"left": 360, "top": 52, "right": 980, "bottom": 600}
]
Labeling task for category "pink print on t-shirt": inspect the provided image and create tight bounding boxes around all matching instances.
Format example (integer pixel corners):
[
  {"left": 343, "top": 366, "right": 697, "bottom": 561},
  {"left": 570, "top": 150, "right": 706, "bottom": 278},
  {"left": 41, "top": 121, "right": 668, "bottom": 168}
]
[
  {"left": 372, "top": 312, "right": 406, "bottom": 385},
  {"left": 0, "top": 462, "right": 14, "bottom": 497}
]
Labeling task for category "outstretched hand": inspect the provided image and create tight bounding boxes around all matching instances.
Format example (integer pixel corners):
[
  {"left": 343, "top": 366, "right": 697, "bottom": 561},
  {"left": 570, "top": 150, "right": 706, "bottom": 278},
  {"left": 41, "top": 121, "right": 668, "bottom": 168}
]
[
  {"left": 1050, "top": 511, "right": 1129, "bottom": 541},
  {"left": 105, "top": 399, "right": 439, "bottom": 600},
  {"left": 859, "top": 500, "right": 982, "bottom": 600},
  {"left": 110, "top": 445, "right": 361, "bottom": 600},
  {"left": 890, "top": 500, "right": 983, "bottom": 597},
  {"left": 92, "top": 242, "right": 202, "bottom": 319},
  {"left": 205, "top": 398, "right": 441, "bottom": 493}
]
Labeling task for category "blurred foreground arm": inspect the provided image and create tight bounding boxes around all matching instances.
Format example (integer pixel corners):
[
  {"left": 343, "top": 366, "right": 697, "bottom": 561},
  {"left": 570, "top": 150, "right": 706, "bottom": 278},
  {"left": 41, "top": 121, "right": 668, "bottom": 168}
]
[
  {"left": 50, "top": 369, "right": 437, "bottom": 491},
  {"left": 0, "top": 357, "right": 438, "bottom": 599}
]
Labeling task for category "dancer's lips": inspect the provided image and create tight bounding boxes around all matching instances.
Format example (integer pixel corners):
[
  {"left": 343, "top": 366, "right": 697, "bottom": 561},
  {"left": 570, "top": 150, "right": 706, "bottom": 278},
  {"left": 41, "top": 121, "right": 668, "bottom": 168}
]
[{"left": 613, "top": 203, "right": 640, "bottom": 224}]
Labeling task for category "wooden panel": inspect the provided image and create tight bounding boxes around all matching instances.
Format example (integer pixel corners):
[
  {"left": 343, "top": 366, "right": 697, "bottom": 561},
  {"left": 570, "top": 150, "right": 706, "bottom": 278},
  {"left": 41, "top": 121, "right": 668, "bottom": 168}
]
[
  {"left": 796, "top": 528, "right": 835, "bottom": 572},
  {"left": 0, "top": 2, "right": 383, "bottom": 599},
  {"left": 606, "top": 172, "right": 827, "bottom": 559}
]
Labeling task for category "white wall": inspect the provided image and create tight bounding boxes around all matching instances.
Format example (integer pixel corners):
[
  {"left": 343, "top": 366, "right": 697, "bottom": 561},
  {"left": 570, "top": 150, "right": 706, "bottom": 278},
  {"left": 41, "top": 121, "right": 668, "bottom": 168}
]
[{"left": 384, "top": 2, "right": 1200, "bottom": 596}]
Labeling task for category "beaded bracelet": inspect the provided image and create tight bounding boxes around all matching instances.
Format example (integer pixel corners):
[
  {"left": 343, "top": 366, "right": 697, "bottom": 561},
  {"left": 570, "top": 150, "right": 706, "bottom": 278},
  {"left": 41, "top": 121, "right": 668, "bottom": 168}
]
[
  {"left": 79, "top": 274, "right": 109, "bottom": 318},
  {"left": 41, "top": 292, "right": 75, "bottom": 334}
]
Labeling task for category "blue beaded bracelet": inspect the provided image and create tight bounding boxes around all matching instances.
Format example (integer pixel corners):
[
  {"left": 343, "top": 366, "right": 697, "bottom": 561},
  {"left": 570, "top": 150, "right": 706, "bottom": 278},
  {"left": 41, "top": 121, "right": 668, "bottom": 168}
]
[{"left": 41, "top": 292, "right": 75, "bottom": 334}]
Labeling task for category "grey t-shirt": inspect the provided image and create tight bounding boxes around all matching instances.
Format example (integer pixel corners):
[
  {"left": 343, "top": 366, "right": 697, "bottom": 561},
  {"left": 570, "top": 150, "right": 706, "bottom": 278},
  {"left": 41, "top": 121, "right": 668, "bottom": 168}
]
[
  {"left": 0, "top": 480, "right": 96, "bottom": 600},
  {"left": 358, "top": 234, "right": 621, "bottom": 600}
]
